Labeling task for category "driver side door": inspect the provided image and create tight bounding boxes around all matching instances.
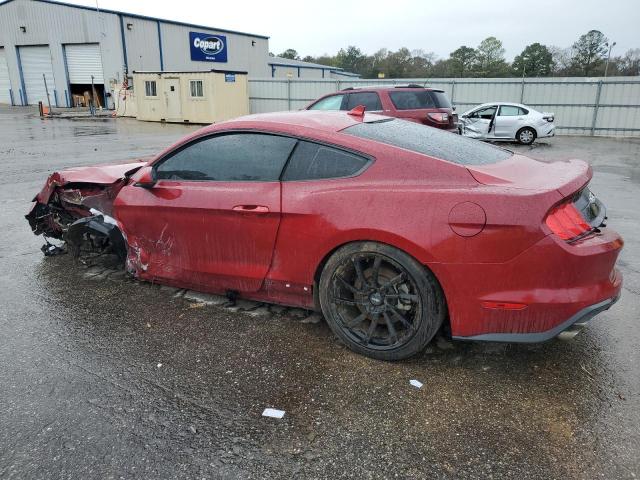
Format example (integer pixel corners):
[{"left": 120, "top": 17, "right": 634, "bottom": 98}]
[{"left": 114, "top": 132, "right": 297, "bottom": 293}]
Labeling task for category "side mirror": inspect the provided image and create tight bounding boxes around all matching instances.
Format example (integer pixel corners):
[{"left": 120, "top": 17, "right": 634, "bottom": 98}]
[
  {"left": 133, "top": 166, "right": 156, "bottom": 189},
  {"left": 452, "top": 106, "right": 457, "bottom": 112}
]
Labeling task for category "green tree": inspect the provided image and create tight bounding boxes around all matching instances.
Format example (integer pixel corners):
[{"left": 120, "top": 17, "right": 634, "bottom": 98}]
[
  {"left": 449, "top": 46, "right": 477, "bottom": 77},
  {"left": 430, "top": 58, "right": 454, "bottom": 77},
  {"left": 572, "top": 30, "right": 608, "bottom": 75},
  {"left": 476, "top": 37, "right": 509, "bottom": 76},
  {"left": 278, "top": 49, "right": 300, "bottom": 60},
  {"left": 385, "top": 48, "right": 415, "bottom": 78},
  {"left": 335, "top": 46, "right": 368, "bottom": 75},
  {"left": 619, "top": 48, "right": 640, "bottom": 76},
  {"left": 366, "top": 48, "right": 389, "bottom": 78},
  {"left": 512, "top": 43, "right": 553, "bottom": 77}
]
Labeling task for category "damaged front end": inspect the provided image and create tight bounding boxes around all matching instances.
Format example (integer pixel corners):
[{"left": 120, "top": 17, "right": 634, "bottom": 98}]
[{"left": 26, "top": 162, "right": 145, "bottom": 262}]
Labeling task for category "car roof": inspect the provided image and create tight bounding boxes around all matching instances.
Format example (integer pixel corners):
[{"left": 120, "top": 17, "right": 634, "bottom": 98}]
[
  {"left": 472, "top": 102, "right": 529, "bottom": 109},
  {"left": 203, "top": 110, "right": 392, "bottom": 134},
  {"left": 340, "top": 84, "right": 444, "bottom": 92}
]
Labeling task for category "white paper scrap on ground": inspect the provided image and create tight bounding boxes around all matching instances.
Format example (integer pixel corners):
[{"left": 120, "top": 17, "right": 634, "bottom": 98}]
[
  {"left": 262, "top": 408, "right": 286, "bottom": 419},
  {"left": 410, "top": 379, "right": 423, "bottom": 389}
]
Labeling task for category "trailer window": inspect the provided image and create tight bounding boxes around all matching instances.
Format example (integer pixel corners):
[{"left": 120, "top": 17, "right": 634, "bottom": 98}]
[
  {"left": 190, "top": 80, "right": 204, "bottom": 98},
  {"left": 144, "top": 81, "right": 157, "bottom": 97}
]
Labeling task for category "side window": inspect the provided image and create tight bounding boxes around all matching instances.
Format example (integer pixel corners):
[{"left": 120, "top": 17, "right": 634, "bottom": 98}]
[
  {"left": 145, "top": 80, "right": 157, "bottom": 97},
  {"left": 347, "top": 92, "right": 382, "bottom": 111},
  {"left": 155, "top": 133, "right": 297, "bottom": 182},
  {"left": 283, "top": 141, "right": 370, "bottom": 181},
  {"left": 470, "top": 106, "right": 496, "bottom": 120},
  {"left": 309, "top": 94, "right": 345, "bottom": 111},
  {"left": 519, "top": 107, "right": 529, "bottom": 115},
  {"left": 498, "top": 105, "right": 521, "bottom": 116}
]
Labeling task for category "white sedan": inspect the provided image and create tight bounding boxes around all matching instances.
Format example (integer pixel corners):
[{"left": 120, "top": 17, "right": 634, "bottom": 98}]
[{"left": 458, "top": 102, "right": 555, "bottom": 145}]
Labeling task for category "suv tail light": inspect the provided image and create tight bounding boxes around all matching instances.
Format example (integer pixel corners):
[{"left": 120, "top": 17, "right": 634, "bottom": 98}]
[
  {"left": 427, "top": 112, "right": 449, "bottom": 123},
  {"left": 545, "top": 201, "right": 592, "bottom": 241}
]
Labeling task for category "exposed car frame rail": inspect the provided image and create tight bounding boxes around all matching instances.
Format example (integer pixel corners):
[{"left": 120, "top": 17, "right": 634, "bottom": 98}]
[{"left": 249, "top": 77, "right": 640, "bottom": 136}]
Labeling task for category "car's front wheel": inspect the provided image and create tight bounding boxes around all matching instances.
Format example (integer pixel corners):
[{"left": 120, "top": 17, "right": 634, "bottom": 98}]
[
  {"left": 319, "top": 242, "right": 446, "bottom": 361},
  {"left": 517, "top": 127, "right": 536, "bottom": 145}
]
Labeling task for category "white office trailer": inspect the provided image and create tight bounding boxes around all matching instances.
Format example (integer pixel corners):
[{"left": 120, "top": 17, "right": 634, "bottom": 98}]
[
  {"left": 133, "top": 70, "right": 249, "bottom": 124},
  {"left": 0, "top": 0, "right": 360, "bottom": 108}
]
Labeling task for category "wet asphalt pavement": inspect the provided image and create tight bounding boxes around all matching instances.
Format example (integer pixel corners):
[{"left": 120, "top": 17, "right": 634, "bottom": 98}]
[{"left": 0, "top": 106, "right": 638, "bottom": 479}]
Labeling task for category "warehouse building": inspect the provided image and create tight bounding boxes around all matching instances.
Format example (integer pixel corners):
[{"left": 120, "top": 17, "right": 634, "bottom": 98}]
[
  {"left": 268, "top": 57, "right": 361, "bottom": 80},
  {"left": 0, "top": 0, "right": 358, "bottom": 108}
]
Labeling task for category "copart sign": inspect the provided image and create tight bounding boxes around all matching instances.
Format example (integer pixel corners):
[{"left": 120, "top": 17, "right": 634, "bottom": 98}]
[{"left": 189, "top": 32, "right": 228, "bottom": 62}]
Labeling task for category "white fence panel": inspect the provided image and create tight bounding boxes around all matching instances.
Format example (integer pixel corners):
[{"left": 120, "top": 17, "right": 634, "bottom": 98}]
[{"left": 248, "top": 77, "right": 640, "bottom": 136}]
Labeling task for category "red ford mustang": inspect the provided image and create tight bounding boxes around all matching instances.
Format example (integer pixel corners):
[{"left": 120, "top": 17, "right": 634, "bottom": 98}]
[{"left": 26, "top": 110, "right": 623, "bottom": 360}]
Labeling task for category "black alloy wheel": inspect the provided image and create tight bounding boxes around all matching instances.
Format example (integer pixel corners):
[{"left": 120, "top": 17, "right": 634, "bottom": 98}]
[{"left": 319, "top": 242, "right": 445, "bottom": 361}]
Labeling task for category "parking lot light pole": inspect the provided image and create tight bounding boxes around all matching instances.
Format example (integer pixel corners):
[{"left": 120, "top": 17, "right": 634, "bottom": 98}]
[{"left": 604, "top": 41, "right": 616, "bottom": 78}]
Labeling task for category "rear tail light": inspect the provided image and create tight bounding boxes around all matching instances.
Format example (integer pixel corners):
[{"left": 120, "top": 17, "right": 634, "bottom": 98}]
[
  {"left": 545, "top": 201, "right": 592, "bottom": 241},
  {"left": 427, "top": 112, "right": 449, "bottom": 123},
  {"left": 543, "top": 115, "right": 554, "bottom": 122}
]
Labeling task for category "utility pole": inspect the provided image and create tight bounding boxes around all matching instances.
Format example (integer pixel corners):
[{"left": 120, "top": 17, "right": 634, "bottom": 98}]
[
  {"left": 90, "top": 75, "right": 97, "bottom": 116},
  {"left": 604, "top": 41, "right": 616, "bottom": 78},
  {"left": 42, "top": 73, "right": 52, "bottom": 114}
]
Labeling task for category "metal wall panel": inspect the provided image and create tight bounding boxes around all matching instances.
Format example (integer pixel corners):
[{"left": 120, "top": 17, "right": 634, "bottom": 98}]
[
  {"left": 0, "top": 0, "right": 123, "bottom": 107},
  {"left": 158, "top": 22, "right": 270, "bottom": 77},
  {"left": 122, "top": 16, "right": 161, "bottom": 72},
  {"left": 18, "top": 45, "right": 56, "bottom": 106},
  {"left": 65, "top": 43, "right": 104, "bottom": 84},
  {"left": 248, "top": 77, "right": 640, "bottom": 136},
  {"left": 0, "top": 48, "right": 11, "bottom": 104}
]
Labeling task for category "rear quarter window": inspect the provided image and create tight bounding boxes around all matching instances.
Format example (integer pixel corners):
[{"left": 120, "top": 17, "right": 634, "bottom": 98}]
[
  {"left": 345, "top": 119, "right": 512, "bottom": 166},
  {"left": 389, "top": 90, "right": 452, "bottom": 110},
  {"left": 282, "top": 141, "right": 370, "bottom": 181},
  {"left": 430, "top": 91, "right": 452, "bottom": 108},
  {"left": 388, "top": 91, "right": 435, "bottom": 110}
]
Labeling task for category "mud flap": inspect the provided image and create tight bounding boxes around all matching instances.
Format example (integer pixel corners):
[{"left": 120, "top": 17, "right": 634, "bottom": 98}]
[{"left": 65, "top": 215, "right": 127, "bottom": 261}]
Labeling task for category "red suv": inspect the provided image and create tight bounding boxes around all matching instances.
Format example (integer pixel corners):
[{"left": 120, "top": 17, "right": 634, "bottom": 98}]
[{"left": 305, "top": 85, "right": 458, "bottom": 132}]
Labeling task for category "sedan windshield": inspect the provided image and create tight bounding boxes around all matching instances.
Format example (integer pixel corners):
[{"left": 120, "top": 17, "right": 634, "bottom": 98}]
[{"left": 344, "top": 119, "right": 512, "bottom": 166}]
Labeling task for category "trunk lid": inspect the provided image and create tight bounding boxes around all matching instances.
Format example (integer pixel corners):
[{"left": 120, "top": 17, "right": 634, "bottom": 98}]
[{"left": 466, "top": 154, "right": 591, "bottom": 197}]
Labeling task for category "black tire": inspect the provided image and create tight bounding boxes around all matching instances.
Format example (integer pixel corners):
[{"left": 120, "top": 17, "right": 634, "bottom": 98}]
[
  {"left": 516, "top": 127, "right": 536, "bottom": 145},
  {"left": 318, "top": 242, "right": 446, "bottom": 361}
]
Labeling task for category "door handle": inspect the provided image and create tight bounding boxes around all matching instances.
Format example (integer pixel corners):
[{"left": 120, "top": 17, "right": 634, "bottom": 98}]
[{"left": 232, "top": 205, "right": 270, "bottom": 213}]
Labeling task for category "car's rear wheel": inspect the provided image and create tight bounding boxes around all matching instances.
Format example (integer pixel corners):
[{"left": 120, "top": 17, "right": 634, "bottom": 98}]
[
  {"left": 319, "top": 242, "right": 445, "bottom": 361},
  {"left": 517, "top": 127, "right": 536, "bottom": 145}
]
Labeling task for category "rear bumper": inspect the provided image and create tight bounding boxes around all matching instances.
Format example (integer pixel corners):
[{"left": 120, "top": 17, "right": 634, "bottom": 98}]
[
  {"left": 538, "top": 124, "right": 555, "bottom": 138},
  {"left": 433, "top": 228, "right": 623, "bottom": 340},
  {"left": 452, "top": 294, "right": 619, "bottom": 342}
]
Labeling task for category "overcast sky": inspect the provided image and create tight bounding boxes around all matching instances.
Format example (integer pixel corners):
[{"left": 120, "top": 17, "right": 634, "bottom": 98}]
[{"left": 62, "top": 0, "right": 639, "bottom": 60}]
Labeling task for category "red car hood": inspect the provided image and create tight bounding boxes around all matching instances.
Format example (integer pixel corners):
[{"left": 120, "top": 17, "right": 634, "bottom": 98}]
[
  {"left": 466, "top": 155, "right": 592, "bottom": 197},
  {"left": 34, "top": 158, "right": 150, "bottom": 204}
]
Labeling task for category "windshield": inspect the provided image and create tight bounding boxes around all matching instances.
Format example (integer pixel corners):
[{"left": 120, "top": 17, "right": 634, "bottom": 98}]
[{"left": 344, "top": 119, "right": 512, "bottom": 166}]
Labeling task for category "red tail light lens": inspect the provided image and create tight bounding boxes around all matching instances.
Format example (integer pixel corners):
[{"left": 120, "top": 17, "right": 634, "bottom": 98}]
[
  {"left": 427, "top": 112, "right": 449, "bottom": 123},
  {"left": 545, "top": 202, "right": 592, "bottom": 241}
]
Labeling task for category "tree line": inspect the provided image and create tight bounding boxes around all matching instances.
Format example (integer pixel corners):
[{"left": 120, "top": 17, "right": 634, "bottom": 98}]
[{"left": 273, "top": 30, "right": 639, "bottom": 78}]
